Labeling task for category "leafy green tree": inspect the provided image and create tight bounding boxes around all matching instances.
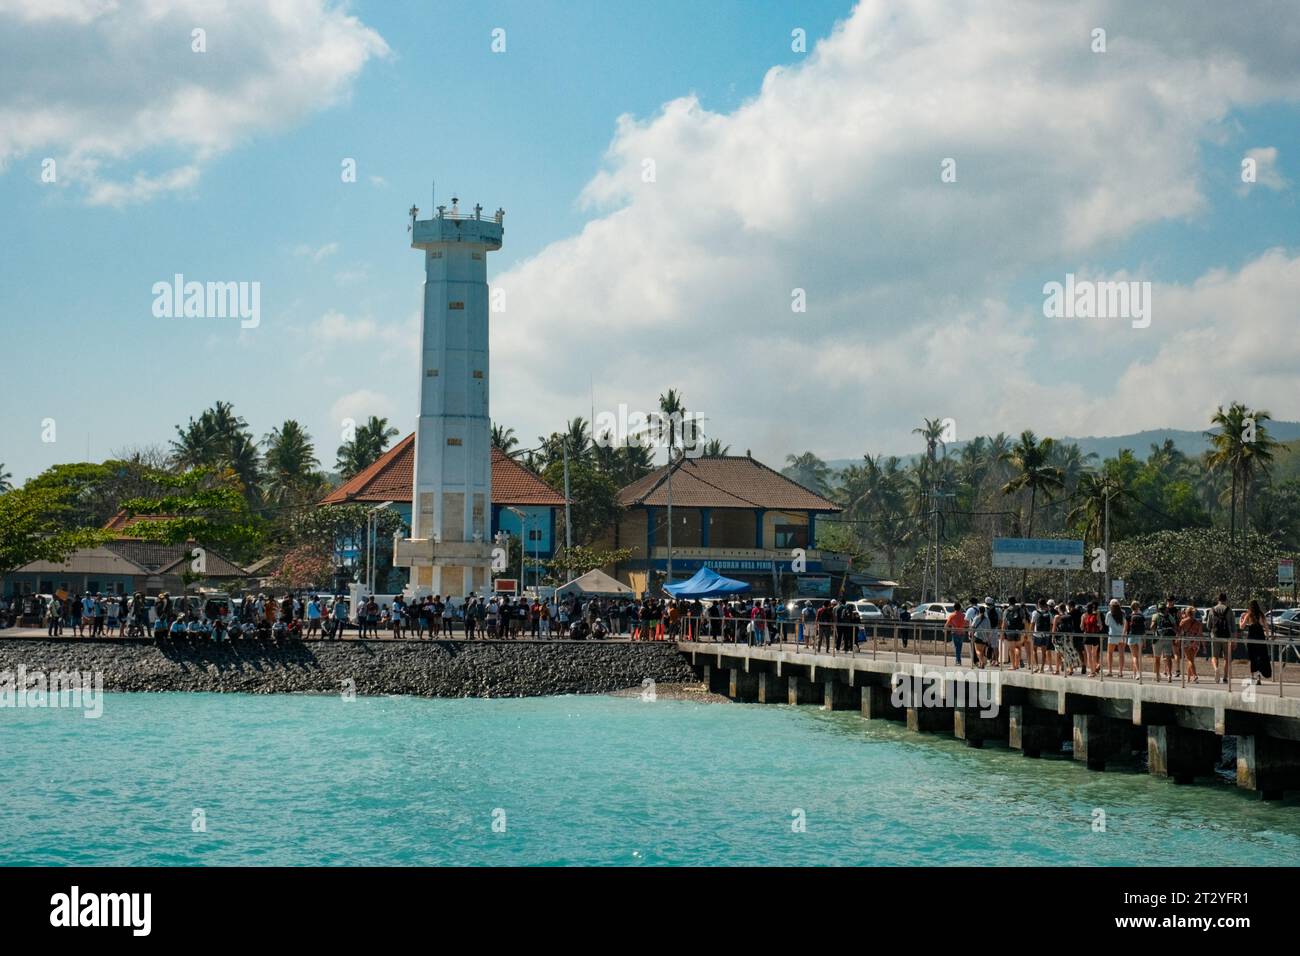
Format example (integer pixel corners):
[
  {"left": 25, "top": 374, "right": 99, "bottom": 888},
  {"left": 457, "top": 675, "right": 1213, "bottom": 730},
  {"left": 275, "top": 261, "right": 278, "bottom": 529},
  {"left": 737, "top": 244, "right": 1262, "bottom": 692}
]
[
  {"left": 1110, "top": 528, "right": 1278, "bottom": 605},
  {"left": 539, "top": 545, "right": 633, "bottom": 585},
  {"left": 0, "top": 484, "right": 110, "bottom": 575},
  {"left": 21, "top": 460, "right": 173, "bottom": 530},
  {"left": 117, "top": 468, "right": 263, "bottom": 563},
  {"left": 0, "top": 463, "right": 12, "bottom": 492},
  {"left": 541, "top": 458, "right": 619, "bottom": 545}
]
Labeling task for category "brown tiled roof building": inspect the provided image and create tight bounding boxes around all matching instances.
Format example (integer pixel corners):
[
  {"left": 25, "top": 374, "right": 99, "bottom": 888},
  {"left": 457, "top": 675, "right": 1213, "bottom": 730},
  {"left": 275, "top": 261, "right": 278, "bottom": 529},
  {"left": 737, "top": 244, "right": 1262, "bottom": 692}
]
[{"left": 320, "top": 434, "right": 565, "bottom": 507}]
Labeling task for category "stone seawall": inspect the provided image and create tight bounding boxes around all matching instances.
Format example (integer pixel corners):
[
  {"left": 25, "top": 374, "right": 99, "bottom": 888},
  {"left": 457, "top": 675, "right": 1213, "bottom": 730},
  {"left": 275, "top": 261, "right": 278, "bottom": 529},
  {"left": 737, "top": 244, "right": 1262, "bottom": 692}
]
[{"left": 0, "top": 639, "right": 695, "bottom": 699}]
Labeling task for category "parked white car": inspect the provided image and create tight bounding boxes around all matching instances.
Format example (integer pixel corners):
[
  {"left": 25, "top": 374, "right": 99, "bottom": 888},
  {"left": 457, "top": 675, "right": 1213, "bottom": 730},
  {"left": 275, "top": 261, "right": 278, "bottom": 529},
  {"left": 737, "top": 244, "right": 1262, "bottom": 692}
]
[
  {"left": 909, "top": 602, "right": 957, "bottom": 621},
  {"left": 852, "top": 600, "right": 884, "bottom": 622}
]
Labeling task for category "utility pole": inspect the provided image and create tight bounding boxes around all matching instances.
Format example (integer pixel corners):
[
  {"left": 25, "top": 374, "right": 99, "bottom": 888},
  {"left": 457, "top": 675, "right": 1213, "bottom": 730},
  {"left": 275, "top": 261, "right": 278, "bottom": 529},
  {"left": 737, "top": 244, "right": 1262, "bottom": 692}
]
[
  {"left": 562, "top": 442, "right": 573, "bottom": 582},
  {"left": 666, "top": 443, "right": 675, "bottom": 587},
  {"left": 1103, "top": 486, "right": 1111, "bottom": 600},
  {"left": 934, "top": 497, "right": 942, "bottom": 602}
]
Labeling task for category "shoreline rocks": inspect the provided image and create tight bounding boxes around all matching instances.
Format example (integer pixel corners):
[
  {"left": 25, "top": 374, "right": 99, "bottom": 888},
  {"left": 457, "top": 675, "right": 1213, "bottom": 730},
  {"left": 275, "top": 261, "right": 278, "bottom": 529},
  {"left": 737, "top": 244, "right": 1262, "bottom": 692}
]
[{"left": 0, "top": 638, "right": 696, "bottom": 699}]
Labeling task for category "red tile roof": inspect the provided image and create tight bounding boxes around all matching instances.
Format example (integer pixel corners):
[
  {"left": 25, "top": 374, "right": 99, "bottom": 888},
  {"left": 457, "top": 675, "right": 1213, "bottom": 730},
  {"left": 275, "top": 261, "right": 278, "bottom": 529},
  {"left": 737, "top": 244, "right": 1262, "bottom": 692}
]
[
  {"left": 104, "top": 512, "right": 179, "bottom": 532},
  {"left": 618, "top": 455, "right": 840, "bottom": 512},
  {"left": 318, "top": 433, "right": 566, "bottom": 507}
]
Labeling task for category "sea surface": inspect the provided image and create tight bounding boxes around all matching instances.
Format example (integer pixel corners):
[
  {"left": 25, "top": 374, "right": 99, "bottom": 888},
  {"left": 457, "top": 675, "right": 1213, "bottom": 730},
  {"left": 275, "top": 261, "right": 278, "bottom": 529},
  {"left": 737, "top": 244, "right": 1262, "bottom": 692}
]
[{"left": 3, "top": 691, "right": 1298, "bottom": 866}]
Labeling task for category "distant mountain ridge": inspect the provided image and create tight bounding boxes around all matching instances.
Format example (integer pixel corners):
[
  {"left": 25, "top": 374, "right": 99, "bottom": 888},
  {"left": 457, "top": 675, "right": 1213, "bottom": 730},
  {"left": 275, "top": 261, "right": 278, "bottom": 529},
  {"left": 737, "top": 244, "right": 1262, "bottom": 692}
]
[{"left": 823, "top": 421, "right": 1300, "bottom": 473}]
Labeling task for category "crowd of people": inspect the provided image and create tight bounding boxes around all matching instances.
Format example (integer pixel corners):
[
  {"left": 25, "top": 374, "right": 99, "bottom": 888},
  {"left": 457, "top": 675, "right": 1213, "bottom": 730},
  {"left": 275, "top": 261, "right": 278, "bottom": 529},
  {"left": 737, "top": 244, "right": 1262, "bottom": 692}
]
[
  {"left": 939, "top": 593, "right": 1281, "bottom": 686},
  {"left": 1, "top": 587, "right": 1288, "bottom": 687}
]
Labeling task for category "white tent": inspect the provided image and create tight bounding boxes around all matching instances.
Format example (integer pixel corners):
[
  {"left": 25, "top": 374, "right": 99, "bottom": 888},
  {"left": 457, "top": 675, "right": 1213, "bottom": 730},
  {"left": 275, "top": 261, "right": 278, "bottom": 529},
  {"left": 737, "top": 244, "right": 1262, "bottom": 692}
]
[{"left": 556, "top": 568, "right": 634, "bottom": 598}]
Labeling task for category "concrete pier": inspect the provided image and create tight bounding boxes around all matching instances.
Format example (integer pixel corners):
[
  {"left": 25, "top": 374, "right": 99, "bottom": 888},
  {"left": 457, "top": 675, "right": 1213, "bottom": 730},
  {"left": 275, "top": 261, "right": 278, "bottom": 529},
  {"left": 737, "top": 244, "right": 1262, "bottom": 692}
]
[
  {"left": 1237, "top": 734, "right": 1300, "bottom": 800},
  {"left": 787, "top": 674, "right": 824, "bottom": 706},
  {"left": 682, "top": 640, "right": 1300, "bottom": 799},
  {"left": 823, "top": 679, "right": 859, "bottom": 711},
  {"left": 954, "top": 707, "right": 1009, "bottom": 749},
  {"left": 907, "top": 705, "right": 954, "bottom": 734},
  {"left": 702, "top": 663, "right": 729, "bottom": 695},
  {"left": 728, "top": 667, "right": 759, "bottom": 702},
  {"left": 1008, "top": 705, "right": 1067, "bottom": 758},
  {"left": 862, "top": 683, "right": 903, "bottom": 721},
  {"left": 758, "top": 671, "right": 788, "bottom": 704},
  {"left": 1148, "top": 725, "right": 1220, "bottom": 784}
]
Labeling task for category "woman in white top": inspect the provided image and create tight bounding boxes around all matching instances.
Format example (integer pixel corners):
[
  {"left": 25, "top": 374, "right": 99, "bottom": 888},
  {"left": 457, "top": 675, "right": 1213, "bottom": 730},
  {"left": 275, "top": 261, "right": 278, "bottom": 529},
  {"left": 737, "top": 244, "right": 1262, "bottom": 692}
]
[{"left": 1103, "top": 599, "right": 1129, "bottom": 678}]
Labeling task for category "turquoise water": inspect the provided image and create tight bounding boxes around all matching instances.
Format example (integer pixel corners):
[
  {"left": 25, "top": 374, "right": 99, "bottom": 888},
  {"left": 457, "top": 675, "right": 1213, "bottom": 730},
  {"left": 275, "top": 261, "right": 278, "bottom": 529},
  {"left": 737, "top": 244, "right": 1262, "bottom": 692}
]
[{"left": 3, "top": 692, "right": 1298, "bottom": 866}]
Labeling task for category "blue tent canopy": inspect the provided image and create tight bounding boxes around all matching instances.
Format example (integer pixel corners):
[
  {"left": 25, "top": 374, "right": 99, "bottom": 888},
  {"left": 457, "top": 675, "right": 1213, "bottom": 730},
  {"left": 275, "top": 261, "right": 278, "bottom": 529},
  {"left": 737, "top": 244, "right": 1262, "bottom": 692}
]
[{"left": 664, "top": 566, "right": 751, "bottom": 598}]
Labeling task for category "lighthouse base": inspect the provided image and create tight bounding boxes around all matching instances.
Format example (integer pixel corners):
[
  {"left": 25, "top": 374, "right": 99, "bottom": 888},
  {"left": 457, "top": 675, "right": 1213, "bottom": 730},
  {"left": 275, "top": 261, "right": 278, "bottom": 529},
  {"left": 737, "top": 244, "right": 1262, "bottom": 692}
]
[{"left": 394, "top": 537, "right": 494, "bottom": 601}]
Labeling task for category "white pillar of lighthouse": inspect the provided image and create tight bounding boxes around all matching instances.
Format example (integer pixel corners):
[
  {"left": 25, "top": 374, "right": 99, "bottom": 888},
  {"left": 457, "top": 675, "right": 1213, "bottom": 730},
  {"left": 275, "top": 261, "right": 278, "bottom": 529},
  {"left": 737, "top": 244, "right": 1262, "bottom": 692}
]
[{"left": 394, "top": 198, "right": 504, "bottom": 599}]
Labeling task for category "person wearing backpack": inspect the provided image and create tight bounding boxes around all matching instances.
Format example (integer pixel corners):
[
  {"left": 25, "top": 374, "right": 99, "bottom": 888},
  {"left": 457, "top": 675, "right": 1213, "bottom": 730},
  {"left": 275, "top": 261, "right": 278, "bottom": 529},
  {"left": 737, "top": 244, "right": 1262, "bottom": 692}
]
[
  {"left": 977, "top": 598, "right": 998, "bottom": 665},
  {"left": 1030, "top": 599, "right": 1054, "bottom": 673},
  {"left": 1206, "top": 592, "right": 1236, "bottom": 684},
  {"left": 1001, "top": 598, "right": 1026, "bottom": 669},
  {"left": 1152, "top": 597, "right": 1180, "bottom": 683}
]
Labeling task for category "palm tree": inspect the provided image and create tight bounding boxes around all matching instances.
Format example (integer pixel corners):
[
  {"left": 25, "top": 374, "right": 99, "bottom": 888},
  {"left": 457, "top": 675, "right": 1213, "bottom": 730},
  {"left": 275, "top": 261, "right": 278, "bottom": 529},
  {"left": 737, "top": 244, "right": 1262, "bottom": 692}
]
[
  {"left": 0, "top": 463, "right": 12, "bottom": 492},
  {"left": 1206, "top": 403, "right": 1279, "bottom": 542},
  {"left": 1068, "top": 468, "right": 1127, "bottom": 548},
  {"left": 700, "top": 438, "right": 730, "bottom": 457},
  {"left": 1048, "top": 441, "right": 1096, "bottom": 498},
  {"left": 656, "top": 388, "right": 688, "bottom": 455},
  {"left": 533, "top": 417, "right": 592, "bottom": 472},
  {"left": 1000, "top": 430, "right": 1064, "bottom": 539},
  {"left": 844, "top": 454, "right": 911, "bottom": 577},
  {"left": 1195, "top": 451, "right": 1228, "bottom": 522},
  {"left": 784, "top": 452, "right": 831, "bottom": 495},
  {"left": 169, "top": 401, "right": 261, "bottom": 501},
  {"left": 1147, "top": 438, "right": 1189, "bottom": 483},
  {"left": 335, "top": 416, "right": 399, "bottom": 480},
  {"left": 262, "top": 420, "right": 320, "bottom": 506},
  {"left": 912, "top": 417, "right": 948, "bottom": 480},
  {"left": 491, "top": 422, "right": 519, "bottom": 456}
]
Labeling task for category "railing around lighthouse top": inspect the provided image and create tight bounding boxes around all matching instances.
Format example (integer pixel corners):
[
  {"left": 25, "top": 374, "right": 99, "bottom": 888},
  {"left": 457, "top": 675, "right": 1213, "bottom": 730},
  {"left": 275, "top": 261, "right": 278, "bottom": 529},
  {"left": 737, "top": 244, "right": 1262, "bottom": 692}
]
[{"left": 427, "top": 203, "right": 504, "bottom": 223}]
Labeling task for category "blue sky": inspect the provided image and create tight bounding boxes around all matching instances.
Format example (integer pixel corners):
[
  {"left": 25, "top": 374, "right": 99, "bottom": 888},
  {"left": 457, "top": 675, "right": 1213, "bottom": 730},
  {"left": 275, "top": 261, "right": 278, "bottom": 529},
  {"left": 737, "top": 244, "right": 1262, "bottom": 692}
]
[{"left": 1, "top": 0, "right": 1298, "bottom": 485}]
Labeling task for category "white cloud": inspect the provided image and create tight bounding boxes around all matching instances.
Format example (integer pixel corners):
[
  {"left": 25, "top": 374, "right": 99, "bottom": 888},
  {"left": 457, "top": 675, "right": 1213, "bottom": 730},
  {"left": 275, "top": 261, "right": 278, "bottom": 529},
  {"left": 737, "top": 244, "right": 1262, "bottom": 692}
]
[
  {"left": 488, "top": 0, "right": 1300, "bottom": 461},
  {"left": 330, "top": 389, "right": 397, "bottom": 433},
  {"left": 83, "top": 163, "right": 200, "bottom": 207},
  {"left": 0, "top": 0, "right": 388, "bottom": 203},
  {"left": 312, "top": 308, "right": 414, "bottom": 346},
  {"left": 295, "top": 242, "right": 340, "bottom": 262}
]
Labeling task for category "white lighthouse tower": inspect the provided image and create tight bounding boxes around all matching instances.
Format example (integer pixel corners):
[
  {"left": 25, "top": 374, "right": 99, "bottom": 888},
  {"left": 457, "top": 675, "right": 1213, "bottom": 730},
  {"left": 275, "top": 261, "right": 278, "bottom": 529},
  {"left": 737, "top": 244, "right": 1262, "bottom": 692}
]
[{"left": 394, "top": 197, "right": 504, "bottom": 599}]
